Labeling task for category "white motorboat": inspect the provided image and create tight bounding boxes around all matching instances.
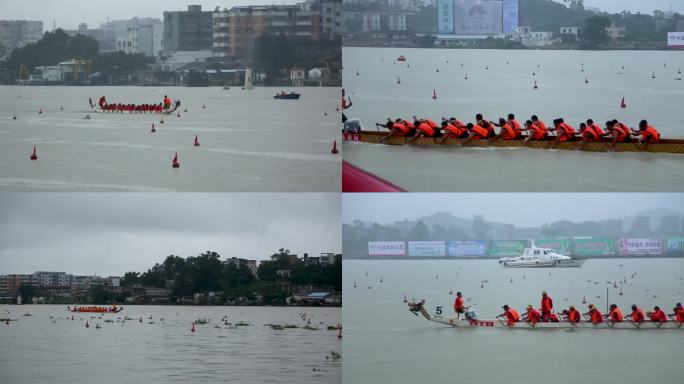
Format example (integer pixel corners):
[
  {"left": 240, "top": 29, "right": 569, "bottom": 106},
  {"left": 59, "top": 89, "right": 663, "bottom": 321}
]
[{"left": 499, "top": 240, "right": 585, "bottom": 268}]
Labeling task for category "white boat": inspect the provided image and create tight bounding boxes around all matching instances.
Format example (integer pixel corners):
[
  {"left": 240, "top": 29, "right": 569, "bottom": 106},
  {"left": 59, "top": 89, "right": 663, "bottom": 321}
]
[
  {"left": 499, "top": 241, "right": 585, "bottom": 268},
  {"left": 408, "top": 300, "right": 683, "bottom": 330}
]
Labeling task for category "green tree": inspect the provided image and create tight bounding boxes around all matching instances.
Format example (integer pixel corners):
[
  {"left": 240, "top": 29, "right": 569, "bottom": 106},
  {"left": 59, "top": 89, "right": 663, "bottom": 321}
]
[
  {"left": 121, "top": 272, "right": 140, "bottom": 287},
  {"left": 411, "top": 221, "right": 431, "bottom": 241},
  {"left": 583, "top": 15, "right": 611, "bottom": 48},
  {"left": 18, "top": 283, "right": 34, "bottom": 301}
]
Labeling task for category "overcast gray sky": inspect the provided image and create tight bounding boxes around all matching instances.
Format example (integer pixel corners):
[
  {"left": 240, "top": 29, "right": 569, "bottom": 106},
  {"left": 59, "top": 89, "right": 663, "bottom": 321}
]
[
  {"left": 0, "top": 0, "right": 300, "bottom": 30},
  {"left": 0, "top": 193, "right": 340, "bottom": 276},
  {"left": 343, "top": 193, "right": 684, "bottom": 227},
  {"left": 583, "top": 0, "right": 684, "bottom": 14}
]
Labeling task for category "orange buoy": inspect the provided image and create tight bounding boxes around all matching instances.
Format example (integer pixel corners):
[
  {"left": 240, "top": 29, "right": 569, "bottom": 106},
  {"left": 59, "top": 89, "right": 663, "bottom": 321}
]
[
  {"left": 191, "top": 323, "right": 196, "bottom": 332},
  {"left": 432, "top": 89, "right": 437, "bottom": 100},
  {"left": 30, "top": 146, "right": 37, "bottom": 160},
  {"left": 194, "top": 134, "right": 200, "bottom": 147},
  {"left": 620, "top": 97, "right": 626, "bottom": 108},
  {"left": 331, "top": 140, "right": 339, "bottom": 154},
  {"left": 172, "top": 152, "right": 180, "bottom": 168},
  {"left": 151, "top": 123, "right": 156, "bottom": 133}
]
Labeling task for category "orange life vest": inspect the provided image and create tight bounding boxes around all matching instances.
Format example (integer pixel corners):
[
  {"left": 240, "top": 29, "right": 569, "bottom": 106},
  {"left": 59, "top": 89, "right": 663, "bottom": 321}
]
[
  {"left": 500, "top": 123, "right": 516, "bottom": 140},
  {"left": 401, "top": 120, "right": 415, "bottom": 129},
  {"left": 590, "top": 309, "right": 603, "bottom": 324},
  {"left": 582, "top": 126, "right": 599, "bottom": 142},
  {"left": 416, "top": 122, "right": 435, "bottom": 137},
  {"left": 471, "top": 124, "right": 488, "bottom": 139},
  {"left": 509, "top": 119, "right": 521, "bottom": 138},
  {"left": 531, "top": 122, "right": 547, "bottom": 140},
  {"left": 568, "top": 309, "right": 581, "bottom": 323},
  {"left": 390, "top": 122, "right": 409, "bottom": 136},
  {"left": 506, "top": 308, "right": 520, "bottom": 323},
  {"left": 610, "top": 307, "right": 623, "bottom": 322},
  {"left": 425, "top": 119, "right": 439, "bottom": 129},
  {"left": 541, "top": 296, "right": 553, "bottom": 314},
  {"left": 444, "top": 122, "right": 464, "bottom": 138},
  {"left": 454, "top": 297, "right": 464, "bottom": 312},
  {"left": 641, "top": 125, "right": 660, "bottom": 143},
  {"left": 675, "top": 308, "right": 684, "bottom": 323},
  {"left": 632, "top": 308, "right": 645, "bottom": 323},
  {"left": 527, "top": 308, "right": 541, "bottom": 323},
  {"left": 558, "top": 123, "right": 575, "bottom": 142},
  {"left": 613, "top": 122, "right": 630, "bottom": 142},
  {"left": 590, "top": 123, "right": 604, "bottom": 137},
  {"left": 650, "top": 309, "right": 667, "bottom": 322}
]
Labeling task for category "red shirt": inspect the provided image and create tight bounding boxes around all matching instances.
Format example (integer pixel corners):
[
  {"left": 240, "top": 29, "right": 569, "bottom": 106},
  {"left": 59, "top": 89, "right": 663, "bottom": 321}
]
[{"left": 454, "top": 297, "right": 464, "bottom": 311}]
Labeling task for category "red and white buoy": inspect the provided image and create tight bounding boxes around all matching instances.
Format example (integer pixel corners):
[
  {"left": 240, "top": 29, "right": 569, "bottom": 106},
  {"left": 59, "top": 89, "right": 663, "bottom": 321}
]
[
  {"left": 30, "top": 146, "right": 37, "bottom": 160},
  {"left": 191, "top": 323, "right": 196, "bottom": 332},
  {"left": 194, "top": 134, "right": 200, "bottom": 147},
  {"left": 151, "top": 123, "right": 156, "bottom": 133},
  {"left": 620, "top": 97, "right": 626, "bottom": 108},
  {"left": 172, "top": 152, "right": 180, "bottom": 168},
  {"left": 432, "top": 89, "right": 437, "bottom": 100},
  {"left": 331, "top": 140, "right": 338, "bottom": 154}
]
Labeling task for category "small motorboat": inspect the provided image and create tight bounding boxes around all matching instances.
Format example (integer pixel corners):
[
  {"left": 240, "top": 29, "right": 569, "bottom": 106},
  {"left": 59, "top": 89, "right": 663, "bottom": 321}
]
[{"left": 274, "top": 92, "right": 301, "bottom": 100}]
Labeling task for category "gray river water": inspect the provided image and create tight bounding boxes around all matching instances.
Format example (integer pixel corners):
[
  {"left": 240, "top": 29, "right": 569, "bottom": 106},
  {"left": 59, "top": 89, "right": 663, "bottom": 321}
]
[
  {"left": 0, "top": 86, "right": 340, "bottom": 192},
  {"left": 342, "top": 47, "right": 684, "bottom": 191},
  {"left": 0, "top": 305, "right": 341, "bottom": 384},
  {"left": 343, "top": 258, "right": 683, "bottom": 384}
]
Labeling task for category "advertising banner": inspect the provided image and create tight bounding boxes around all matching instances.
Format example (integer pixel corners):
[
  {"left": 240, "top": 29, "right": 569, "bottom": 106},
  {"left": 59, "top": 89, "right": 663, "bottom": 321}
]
[
  {"left": 447, "top": 240, "right": 487, "bottom": 257},
  {"left": 408, "top": 241, "right": 446, "bottom": 257},
  {"left": 502, "top": 0, "right": 519, "bottom": 34},
  {"left": 668, "top": 32, "right": 684, "bottom": 48},
  {"left": 572, "top": 238, "right": 616, "bottom": 256},
  {"left": 618, "top": 238, "right": 663, "bottom": 255},
  {"left": 535, "top": 239, "right": 571, "bottom": 254},
  {"left": 666, "top": 237, "right": 684, "bottom": 250},
  {"left": 368, "top": 241, "right": 405, "bottom": 256},
  {"left": 488, "top": 240, "right": 526, "bottom": 256}
]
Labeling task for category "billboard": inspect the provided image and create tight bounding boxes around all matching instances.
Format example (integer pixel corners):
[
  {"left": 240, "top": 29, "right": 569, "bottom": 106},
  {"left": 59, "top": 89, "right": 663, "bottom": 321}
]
[
  {"left": 447, "top": 240, "right": 487, "bottom": 257},
  {"left": 667, "top": 32, "right": 684, "bottom": 48},
  {"left": 502, "top": 0, "right": 519, "bottom": 34},
  {"left": 618, "top": 238, "right": 663, "bottom": 255},
  {"left": 572, "top": 238, "right": 616, "bottom": 256},
  {"left": 488, "top": 240, "right": 526, "bottom": 256},
  {"left": 408, "top": 241, "right": 446, "bottom": 257},
  {"left": 368, "top": 241, "right": 405, "bottom": 256},
  {"left": 451, "top": 0, "right": 503, "bottom": 35},
  {"left": 438, "top": 0, "right": 455, "bottom": 34},
  {"left": 535, "top": 239, "right": 570, "bottom": 254},
  {"left": 666, "top": 237, "right": 684, "bottom": 250}
]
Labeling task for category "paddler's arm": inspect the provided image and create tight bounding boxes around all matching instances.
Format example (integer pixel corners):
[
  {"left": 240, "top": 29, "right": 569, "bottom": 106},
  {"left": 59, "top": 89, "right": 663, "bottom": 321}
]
[{"left": 460, "top": 131, "right": 476, "bottom": 145}]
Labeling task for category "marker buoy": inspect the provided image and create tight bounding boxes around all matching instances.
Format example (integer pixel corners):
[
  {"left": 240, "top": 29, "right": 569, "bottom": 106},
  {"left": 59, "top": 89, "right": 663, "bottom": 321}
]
[
  {"left": 172, "top": 152, "right": 180, "bottom": 168},
  {"left": 651, "top": 72, "right": 655, "bottom": 79},
  {"left": 436, "top": 67, "right": 439, "bottom": 73},
  {"left": 191, "top": 323, "right": 195, "bottom": 332},
  {"left": 324, "top": 111, "right": 328, "bottom": 116},
  {"left": 184, "top": 108, "right": 188, "bottom": 113},
  {"left": 139, "top": 317, "right": 143, "bottom": 323},
  {"left": 485, "top": 65, "right": 488, "bottom": 70},
  {"left": 619, "top": 288, "right": 623, "bottom": 295},
  {"left": 432, "top": 89, "right": 437, "bottom": 100},
  {"left": 177, "top": 112, "right": 181, "bottom": 117},
  {"left": 585, "top": 77, "right": 588, "bottom": 84},
  {"left": 331, "top": 140, "right": 338, "bottom": 154},
  {"left": 480, "top": 282, "right": 484, "bottom": 288},
  {"left": 337, "top": 325, "right": 342, "bottom": 340},
  {"left": 532, "top": 71, "right": 536, "bottom": 76},
  {"left": 12, "top": 115, "right": 17, "bottom": 120},
  {"left": 60, "top": 106, "right": 64, "bottom": 111},
  {"left": 356, "top": 69, "right": 359, "bottom": 76},
  {"left": 397, "top": 76, "right": 401, "bottom": 84},
  {"left": 533, "top": 80, "right": 538, "bottom": 89},
  {"left": 85, "top": 320, "right": 89, "bottom": 328},
  {"left": 582, "top": 295, "right": 587, "bottom": 304},
  {"left": 194, "top": 134, "right": 200, "bottom": 147},
  {"left": 38, "top": 108, "right": 42, "bottom": 114},
  {"left": 30, "top": 146, "right": 37, "bottom": 160},
  {"left": 160, "top": 117, "right": 164, "bottom": 124},
  {"left": 613, "top": 281, "right": 617, "bottom": 288},
  {"left": 464, "top": 73, "right": 468, "bottom": 80},
  {"left": 202, "top": 104, "right": 206, "bottom": 109},
  {"left": 620, "top": 97, "right": 626, "bottom": 109}
]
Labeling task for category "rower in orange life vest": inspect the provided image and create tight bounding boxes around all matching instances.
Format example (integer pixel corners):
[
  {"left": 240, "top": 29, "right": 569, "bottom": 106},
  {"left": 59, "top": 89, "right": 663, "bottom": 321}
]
[
  {"left": 549, "top": 118, "right": 576, "bottom": 148},
  {"left": 163, "top": 95, "right": 172, "bottom": 110},
  {"left": 475, "top": 114, "right": 496, "bottom": 139},
  {"left": 605, "top": 119, "right": 631, "bottom": 151},
  {"left": 506, "top": 113, "right": 522, "bottom": 138},
  {"left": 648, "top": 305, "right": 668, "bottom": 323},
  {"left": 378, "top": 118, "right": 411, "bottom": 143},
  {"left": 439, "top": 118, "right": 468, "bottom": 144},
  {"left": 498, "top": 304, "right": 520, "bottom": 326},
  {"left": 461, "top": 122, "right": 490, "bottom": 145},
  {"left": 608, "top": 304, "right": 623, "bottom": 323},
  {"left": 408, "top": 116, "right": 440, "bottom": 144},
  {"left": 488, "top": 117, "right": 517, "bottom": 142},
  {"left": 522, "top": 118, "right": 548, "bottom": 145},
  {"left": 670, "top": 303, "right": 684, "bottom": 323},
  {"left": 624, "top": 304, "right": 645, "bottom": 324},
  {"left": 540, "top": 291, "right": 553, "bottom": 321},
  {"left": 453, "top": 291, "right": 465, "bottom": 319},
  {"left": 562, "top": 305, "right": 581, "bottom": 324},
  {"left": 584, "top": 303, "right": 603, "bottom": 324},
  {"left": 631, "top": 119, "right": 661, "bottom": 148},
  {"left": 575, "top": 122, "right": 601, "bottom": 150},
  {"left": 522, "top": 304, "right": 542, "bottom": 325}
]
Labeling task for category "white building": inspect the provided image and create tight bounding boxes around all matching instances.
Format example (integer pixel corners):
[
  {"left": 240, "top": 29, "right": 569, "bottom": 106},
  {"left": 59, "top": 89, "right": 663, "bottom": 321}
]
[
  {"left": 510, "top": 26, "right": 555, "bottom": 47},
  {"left": 33, "top": 271, "right": 70, "bottom": 286},
  {"left": 116, "top": 18, "right": 163, "bottom": 57},
  {"left": 0, "top": 20, "right": 43, "bottom": 49},
  {"left": 34, "top": 66, "right": 63, "bottom": 82},
  {"left": 387, "top": 14, "right": 407, "bottom": 31},
  {"left": 157, "top": 50, "right": 213, "bottom": 72},
  {"left": 362, "top": 14, "right": 381, "bottom": 31}
]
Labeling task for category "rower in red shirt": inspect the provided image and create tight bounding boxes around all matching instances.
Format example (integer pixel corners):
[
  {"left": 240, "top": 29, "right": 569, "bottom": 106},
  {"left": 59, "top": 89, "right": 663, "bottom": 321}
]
[
  {"left": 584, "top": 304, "right": 603, "bottom": 324},
  {"left": 648, "top": 306, "right": 667, "bottom": 323},
  {"left": 540, "top": 291, "right": 553, "bottom": 321},
  {"left": 499, "top": 304, "right": 520, "bottom": 326},
  {"left": 625, "top": 304, "right": 645, "bottom": 324},
  {"left": 523, "top": 305, "right": 542, "bottom": 325},
  {"left": 453, "top": 291, "right": 465, "bottom": 319},
  {"left": 670, "top": 303, "right": 684, "bottom": 323}
]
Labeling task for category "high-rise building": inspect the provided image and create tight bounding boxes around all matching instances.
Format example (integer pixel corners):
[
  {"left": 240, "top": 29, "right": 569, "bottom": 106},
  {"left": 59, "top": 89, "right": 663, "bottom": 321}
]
[
  {"left": 164, "top": 5, "right": 213, "bottom": 51},
  {"left": 659, "top": 215, "right": 681, "bottom": 235},
  {"left": 116, "top": 19, "right": 163, "bottom": 57},
  {"left": 502, "top": 0, "right": 519, "bottom": 34},
  {"left": 0, "top": 20, "right": 43, "bottom": 49}
]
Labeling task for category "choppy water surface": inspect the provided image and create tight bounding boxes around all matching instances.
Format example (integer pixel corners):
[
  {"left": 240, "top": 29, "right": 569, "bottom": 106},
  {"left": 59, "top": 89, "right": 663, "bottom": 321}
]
[
  {"left": 343, "top": 259, "right": 684, "bottom": 384},
  {"left": 0, "top": 305, "right": 340, "bottom": 384},
  {"left": 0, "top": 86, "right": 340, "bottom": 191},
  {"left": 342, "top": 47, "right": 684, "bottom": 191}
]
